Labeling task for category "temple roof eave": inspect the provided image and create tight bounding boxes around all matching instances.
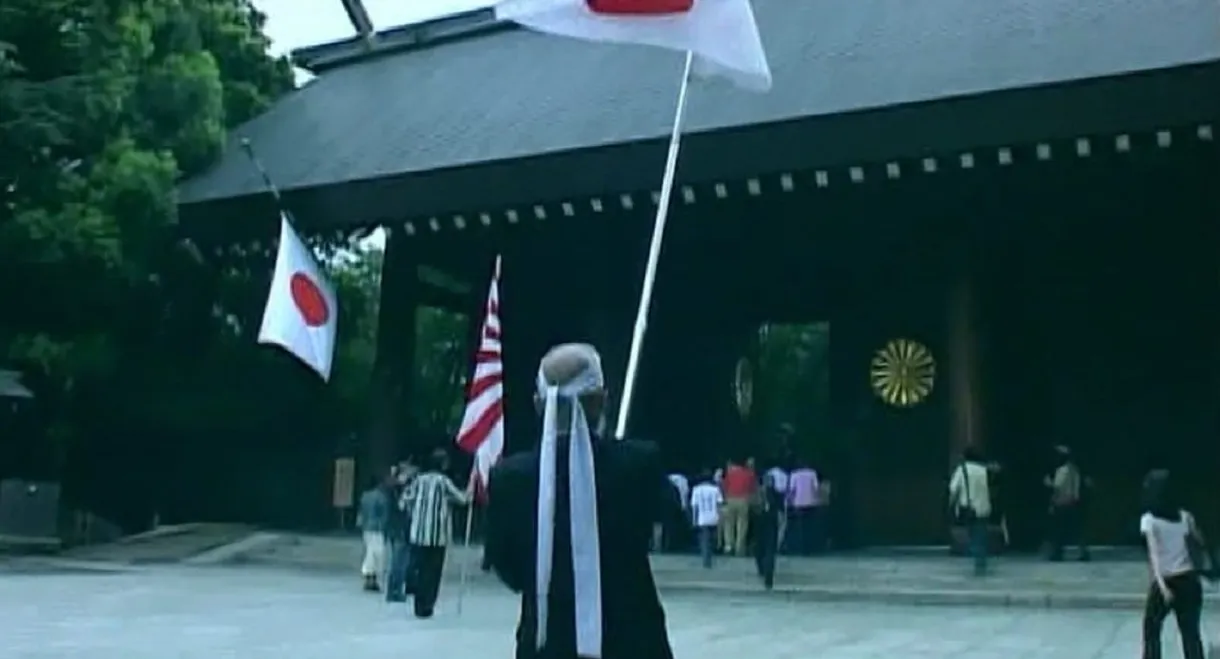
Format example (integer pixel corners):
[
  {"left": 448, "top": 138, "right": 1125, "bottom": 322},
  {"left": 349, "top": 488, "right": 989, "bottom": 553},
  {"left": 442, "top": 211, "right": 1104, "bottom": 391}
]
[
  {"left": 177, "top": 60, "right": 1220, "bottom": 238},
  {"left": 176, "top": 0, "right": 1220, "bottom": 222}
]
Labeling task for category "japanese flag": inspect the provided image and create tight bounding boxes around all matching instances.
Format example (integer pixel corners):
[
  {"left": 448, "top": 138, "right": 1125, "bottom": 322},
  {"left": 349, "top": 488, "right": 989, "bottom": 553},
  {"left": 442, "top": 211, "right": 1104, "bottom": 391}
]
[
  {"left": 258, "top": 215, "right": 338, "bottom": 380},
  {"left": 495, "top": 0, "right": 771, "bottom": 91}
]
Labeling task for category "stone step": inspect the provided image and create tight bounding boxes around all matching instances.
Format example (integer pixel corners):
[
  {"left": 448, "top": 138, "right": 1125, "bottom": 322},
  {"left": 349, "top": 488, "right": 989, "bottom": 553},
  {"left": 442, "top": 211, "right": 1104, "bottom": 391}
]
[
  {"left": 219, "top": 533, "right": 1219, "bottom": 610},
  {"left": 62, "top": 524, "right": 254, "bottom": 564}
]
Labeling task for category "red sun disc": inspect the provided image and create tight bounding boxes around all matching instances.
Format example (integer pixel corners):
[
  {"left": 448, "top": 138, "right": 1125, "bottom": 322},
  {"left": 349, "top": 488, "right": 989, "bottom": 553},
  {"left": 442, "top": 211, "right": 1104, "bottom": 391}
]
[
  {"left": 289, "top": 273, "right": 330, "bottom": 327},
  {"left": 586, "top": 0, "right": 693, "bottom": 14}
]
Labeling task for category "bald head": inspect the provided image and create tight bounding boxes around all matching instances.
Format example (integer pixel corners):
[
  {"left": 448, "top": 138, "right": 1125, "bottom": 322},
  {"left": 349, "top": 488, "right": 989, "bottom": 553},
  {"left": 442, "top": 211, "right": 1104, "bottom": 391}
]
[
  {"left": 539, "top": 343, "right": 603, "bottom": 389},
  {"left": 536, "top": 343, "right": 606, "bottom": 433}
]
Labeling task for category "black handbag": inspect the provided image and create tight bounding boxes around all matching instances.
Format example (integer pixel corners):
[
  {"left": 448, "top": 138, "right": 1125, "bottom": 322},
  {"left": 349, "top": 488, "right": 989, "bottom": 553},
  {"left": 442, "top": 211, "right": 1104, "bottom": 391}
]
[{"left": 1185, "top": 514, "right": 1218, "bottom": 582}]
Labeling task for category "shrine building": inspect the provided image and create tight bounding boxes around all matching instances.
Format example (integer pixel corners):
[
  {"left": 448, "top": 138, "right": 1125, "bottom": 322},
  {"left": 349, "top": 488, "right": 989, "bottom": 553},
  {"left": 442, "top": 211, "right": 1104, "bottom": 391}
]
[{"left": 178, "top": 0, "right": 1220, "bottom": 546}]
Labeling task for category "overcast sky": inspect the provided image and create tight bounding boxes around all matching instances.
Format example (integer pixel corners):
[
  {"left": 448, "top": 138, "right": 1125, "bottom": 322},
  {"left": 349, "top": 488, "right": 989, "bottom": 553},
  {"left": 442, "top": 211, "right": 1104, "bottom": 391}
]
[{"left": 252, "top": 0, "right": 492, "bottom": 55}]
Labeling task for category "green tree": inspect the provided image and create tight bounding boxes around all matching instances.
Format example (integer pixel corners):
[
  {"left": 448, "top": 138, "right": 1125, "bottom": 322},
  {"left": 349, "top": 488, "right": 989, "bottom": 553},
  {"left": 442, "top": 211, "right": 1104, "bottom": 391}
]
[
  {"left": 409, "top": 306, "right": 470, "bottom": 438},
  {"left": 0, "top": 0, "right": 294, "bottom": 477},
  {"left": 754, "top": 323, "right": 833, "bottom": 460},
  {"left": 328, "top": 248, "right": 383, "bottom": 427}
]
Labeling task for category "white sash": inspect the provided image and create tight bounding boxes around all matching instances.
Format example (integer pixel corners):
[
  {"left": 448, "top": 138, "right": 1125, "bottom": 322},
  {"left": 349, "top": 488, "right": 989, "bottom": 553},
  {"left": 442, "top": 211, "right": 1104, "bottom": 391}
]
[{"left": 535, "top": 361, "right": 604, "bottom": 657}]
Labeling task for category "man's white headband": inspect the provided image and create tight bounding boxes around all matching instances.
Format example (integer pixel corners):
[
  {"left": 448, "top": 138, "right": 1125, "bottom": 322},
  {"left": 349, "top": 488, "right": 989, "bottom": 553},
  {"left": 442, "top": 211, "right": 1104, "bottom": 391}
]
[{"left": 533, "top": 347, "right": 604, "bottom": 658}]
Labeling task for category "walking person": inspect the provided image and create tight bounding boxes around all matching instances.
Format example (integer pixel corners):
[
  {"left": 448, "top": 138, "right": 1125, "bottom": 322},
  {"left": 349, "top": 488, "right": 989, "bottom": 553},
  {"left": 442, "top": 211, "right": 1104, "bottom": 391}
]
[
  {"left": 720, "top": 457, "right": 756, "bottom": 556},
  {"left": 763, "top": 459, "right": 789, "bottom": 552},
  {"left": 665, "top": 470, "right": 690, "bottom": 552},
  {"left": 754, "top": 462, "right": 785, "bottom": 589},
  {"left": 948, "top": 446, "right": 991, "bottom": 576},
  {"left": 689, "top": 471, "right": 722, "bottom": 569},
  {"left": 1045, "top": 445, "right": 1090, "bottom": 562},
  {"left": 1139, "top": 470, "right": 1211, "bottom": 659},
  {"left": 402, "top": 448, "right": 473, "bottom": 618},
  {"left": 385, "top": 459, "right": 418, "bottom": 603},
  {"left": 484, "top": 343, "right": 676, "bottom": 659},
  {"left": 357, "top": 474, "right": 391, "bottom": 592},
  {"left": 786, "top": 459, "right": 819, "bottom": 555}
]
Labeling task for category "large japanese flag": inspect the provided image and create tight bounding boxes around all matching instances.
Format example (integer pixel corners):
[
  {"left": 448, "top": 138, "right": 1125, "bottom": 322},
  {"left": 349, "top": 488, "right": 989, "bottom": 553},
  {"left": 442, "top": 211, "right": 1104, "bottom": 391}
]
[
  {"left": 258, "top": 215, "right": 338, "bottom": 380},
  {"left": 495, "top": 0, "right": 771, "bottom": 91}
]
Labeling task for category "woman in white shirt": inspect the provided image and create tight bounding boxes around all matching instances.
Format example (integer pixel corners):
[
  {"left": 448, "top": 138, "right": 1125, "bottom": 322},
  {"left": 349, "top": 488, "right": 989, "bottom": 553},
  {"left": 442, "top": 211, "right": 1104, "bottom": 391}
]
[{"left": 1139, "top": 471, "right": 1206, "bottom": 659}]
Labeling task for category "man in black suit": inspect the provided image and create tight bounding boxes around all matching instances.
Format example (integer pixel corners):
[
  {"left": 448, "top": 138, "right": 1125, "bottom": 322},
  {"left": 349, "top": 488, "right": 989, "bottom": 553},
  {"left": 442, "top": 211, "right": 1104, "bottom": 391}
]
[{"left": 485, "top": 343, "right": 675, "bottom": 659}]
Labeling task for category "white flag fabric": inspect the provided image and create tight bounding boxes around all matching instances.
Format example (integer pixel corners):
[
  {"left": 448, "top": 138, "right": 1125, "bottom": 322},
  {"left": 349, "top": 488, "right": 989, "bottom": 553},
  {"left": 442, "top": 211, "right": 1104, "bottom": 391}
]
[
  {"left": 258, "top": 215, "right": 338, "bottom": 380},
  {"left": 495, "top": 0, "right": 771, "bottom": 91}
]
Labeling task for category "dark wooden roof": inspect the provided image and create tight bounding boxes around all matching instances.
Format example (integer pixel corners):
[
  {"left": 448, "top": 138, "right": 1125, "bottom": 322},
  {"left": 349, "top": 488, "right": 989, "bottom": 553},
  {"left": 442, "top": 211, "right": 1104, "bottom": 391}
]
[{"left": 178, "top": 0, "right": 1220, "bottom": 231}]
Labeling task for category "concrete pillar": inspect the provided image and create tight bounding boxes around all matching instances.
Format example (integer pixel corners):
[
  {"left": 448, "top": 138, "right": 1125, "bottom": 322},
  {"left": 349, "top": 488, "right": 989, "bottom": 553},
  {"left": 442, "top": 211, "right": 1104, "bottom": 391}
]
[
  {"left": 947, "top": 268, "right": 982, "bottom": 459},
  {"left": 366, "top": 228, "right": 417, "bottom": 476}
]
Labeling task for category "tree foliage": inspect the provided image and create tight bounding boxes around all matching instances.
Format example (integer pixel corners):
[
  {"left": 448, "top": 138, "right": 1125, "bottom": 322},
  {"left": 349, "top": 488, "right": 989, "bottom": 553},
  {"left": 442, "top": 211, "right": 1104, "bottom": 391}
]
[
  {"left": 409, "top": 306, "right": 469, "bottom": 440},
  {"left": 0, "top": 0, "right": 302, "bottom": 510},
  {"left": 754, "top": 323, "right": 833, "bottom": 461}
]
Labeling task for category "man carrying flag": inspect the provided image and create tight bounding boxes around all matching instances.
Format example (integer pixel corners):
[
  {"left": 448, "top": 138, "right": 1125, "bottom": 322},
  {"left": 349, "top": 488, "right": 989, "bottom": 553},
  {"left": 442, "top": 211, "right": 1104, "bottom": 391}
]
[
  {"left": 479, "top": 3, "right": 769, "bottom": 656},
  {"left": 485, "top": 344, "right": 675, "bottom": 659}
]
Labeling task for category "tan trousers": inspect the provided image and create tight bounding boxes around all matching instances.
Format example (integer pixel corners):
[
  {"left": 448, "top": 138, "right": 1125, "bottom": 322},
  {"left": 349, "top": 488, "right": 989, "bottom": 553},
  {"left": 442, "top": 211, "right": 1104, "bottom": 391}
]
[{"left": 720, "top": 497, "right": 751, "bottom": 556}]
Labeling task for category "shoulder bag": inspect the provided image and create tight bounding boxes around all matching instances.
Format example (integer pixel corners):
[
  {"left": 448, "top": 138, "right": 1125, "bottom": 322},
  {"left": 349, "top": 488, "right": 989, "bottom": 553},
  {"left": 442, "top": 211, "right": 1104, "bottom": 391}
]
[
  {"left": 953, "top": 463, "right": 976, "bottom": 525},
  {"left": 1184, "top": 511, "right": 1218, "bottom": 582}
]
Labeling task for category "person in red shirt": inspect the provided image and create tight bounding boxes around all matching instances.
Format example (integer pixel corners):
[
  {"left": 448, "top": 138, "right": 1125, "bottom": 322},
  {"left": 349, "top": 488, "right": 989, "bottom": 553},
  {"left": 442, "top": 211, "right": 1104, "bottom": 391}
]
[{"left": 720, "top": 458, "right": 756, "bottom": 556}]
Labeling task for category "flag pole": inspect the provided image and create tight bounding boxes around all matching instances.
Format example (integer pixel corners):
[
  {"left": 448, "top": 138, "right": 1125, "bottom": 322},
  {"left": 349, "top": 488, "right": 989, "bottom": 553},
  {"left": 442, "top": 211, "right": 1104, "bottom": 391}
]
[
  {"left": 239, "top": 136, "right": 301, "bottom": 237},
  {"left": 456, "top": 465, "right": 478, "bottom": 615},
  {"left": 614, "top": 51, "right": 694, "bottom": 440},
  {"left": 239, "top": 137, "right": 287, "bottom": 209}
]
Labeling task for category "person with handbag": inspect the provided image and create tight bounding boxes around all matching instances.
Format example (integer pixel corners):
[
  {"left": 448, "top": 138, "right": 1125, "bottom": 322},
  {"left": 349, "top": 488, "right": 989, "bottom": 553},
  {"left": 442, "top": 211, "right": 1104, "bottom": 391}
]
[
  {"left": 1045, "top": 445, "right": 1090, "bottom": 562},
  {"left": 948, "top": 446, "right": 992, "bottom": 577},
  {"left": 1139, "top": 470, "right": 1211, "bottom": 659}
]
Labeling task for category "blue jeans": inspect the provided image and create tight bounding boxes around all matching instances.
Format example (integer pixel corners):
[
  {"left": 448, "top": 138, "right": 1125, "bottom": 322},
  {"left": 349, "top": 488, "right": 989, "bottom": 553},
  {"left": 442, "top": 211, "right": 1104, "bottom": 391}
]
[
  {"left": 385, "top": 539, "right": 413, "bottom": 601},
  {"left": 967, "top": 520, "right": 988, "bottom": 576},
  {"left": 697, "top": 526, "right": 715, "bottom": 568}
]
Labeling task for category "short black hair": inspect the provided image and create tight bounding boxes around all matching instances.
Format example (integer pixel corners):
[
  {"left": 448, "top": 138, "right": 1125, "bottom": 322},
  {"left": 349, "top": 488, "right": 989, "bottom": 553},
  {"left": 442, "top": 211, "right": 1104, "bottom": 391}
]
[
  {"left": 424, "top": 448, "right": 448, "bottom": 472},
  {"left": 961, "top": 445, "right": 983, "bottom": 463},
  {"left": 1142, "top": 469, "right": 1182, "bottom": 520}
]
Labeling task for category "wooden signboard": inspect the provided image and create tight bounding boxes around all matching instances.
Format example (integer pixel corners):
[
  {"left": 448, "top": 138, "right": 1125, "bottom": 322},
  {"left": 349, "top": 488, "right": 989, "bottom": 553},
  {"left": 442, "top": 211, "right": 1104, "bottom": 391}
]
[{"left": 332, "top": 457, "right": 356, "bottom": 509}]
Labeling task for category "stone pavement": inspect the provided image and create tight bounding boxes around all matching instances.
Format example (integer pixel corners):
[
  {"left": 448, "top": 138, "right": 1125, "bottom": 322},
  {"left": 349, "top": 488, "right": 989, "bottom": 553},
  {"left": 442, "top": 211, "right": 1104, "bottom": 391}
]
[
  {"left": 4, "top": 564, "right": 1209, "bottom": 658},
  {"left": 231, "top": 534, "right": 1216, "bottom": 610}
]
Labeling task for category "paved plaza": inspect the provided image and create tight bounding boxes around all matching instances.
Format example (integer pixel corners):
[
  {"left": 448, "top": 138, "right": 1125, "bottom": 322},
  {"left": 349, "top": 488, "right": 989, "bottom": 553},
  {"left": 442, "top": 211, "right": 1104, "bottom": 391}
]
[{"left": 5, "top": 563, "right": 1212, "bottom": 658}]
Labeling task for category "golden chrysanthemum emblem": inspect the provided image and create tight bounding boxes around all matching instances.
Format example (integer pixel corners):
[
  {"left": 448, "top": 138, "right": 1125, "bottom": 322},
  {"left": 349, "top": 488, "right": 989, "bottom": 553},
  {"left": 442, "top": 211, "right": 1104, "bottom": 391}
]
[{"left": 870, "top": 338, "right": 935, "bottom": 407}]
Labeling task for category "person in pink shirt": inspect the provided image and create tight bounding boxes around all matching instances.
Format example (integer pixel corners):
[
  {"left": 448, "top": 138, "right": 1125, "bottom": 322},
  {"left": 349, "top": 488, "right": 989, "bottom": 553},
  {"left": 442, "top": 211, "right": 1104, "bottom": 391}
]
[{"left": 786, "top": 460, "right": 821, "bottom": 555}]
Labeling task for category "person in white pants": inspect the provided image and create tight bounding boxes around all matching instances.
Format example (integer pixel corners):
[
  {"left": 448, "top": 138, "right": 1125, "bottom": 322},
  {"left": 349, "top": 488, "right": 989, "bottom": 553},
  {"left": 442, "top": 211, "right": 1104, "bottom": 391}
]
[{"left": 357, "top": 475, "right": 390, "bottom": 592}]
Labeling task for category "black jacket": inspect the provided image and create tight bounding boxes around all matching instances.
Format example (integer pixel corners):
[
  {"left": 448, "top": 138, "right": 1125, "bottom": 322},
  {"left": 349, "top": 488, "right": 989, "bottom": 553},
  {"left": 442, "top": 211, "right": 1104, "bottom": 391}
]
[{"left": 485, "top": 438, "right": 675, "bottom": 659}]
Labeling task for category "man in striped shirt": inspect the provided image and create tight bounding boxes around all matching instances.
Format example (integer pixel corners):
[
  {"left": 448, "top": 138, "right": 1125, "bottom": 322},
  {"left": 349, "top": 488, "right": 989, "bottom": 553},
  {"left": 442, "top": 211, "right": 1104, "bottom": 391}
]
[{"left": 402, "top": 448, "right": 473, "bottom": 618}]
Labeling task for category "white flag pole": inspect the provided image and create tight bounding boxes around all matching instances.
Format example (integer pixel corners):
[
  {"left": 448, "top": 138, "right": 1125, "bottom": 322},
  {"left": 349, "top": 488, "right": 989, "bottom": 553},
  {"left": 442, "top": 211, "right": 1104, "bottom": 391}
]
[
  {"left": 456, "top": 465, "right": 477, "bottom": 616},
  {"left": 614, "top": 51, "right": 694, "bottom": 440}
]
